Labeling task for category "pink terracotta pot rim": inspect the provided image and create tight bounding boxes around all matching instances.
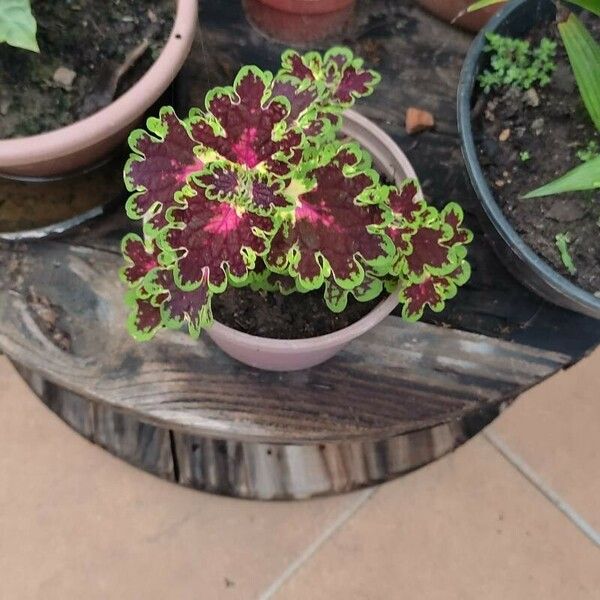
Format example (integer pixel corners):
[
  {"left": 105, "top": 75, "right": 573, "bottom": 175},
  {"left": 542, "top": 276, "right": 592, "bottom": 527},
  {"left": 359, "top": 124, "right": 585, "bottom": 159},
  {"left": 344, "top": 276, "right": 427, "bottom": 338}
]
[
  {"left": 209, "top": 286, "right": 401, "bottom": 353},
  {"left": 207, "top": 109, "right": 419, "bottom": 355},
  {"left": 0, "top": 0, "right": 197, "bottom": 168}
]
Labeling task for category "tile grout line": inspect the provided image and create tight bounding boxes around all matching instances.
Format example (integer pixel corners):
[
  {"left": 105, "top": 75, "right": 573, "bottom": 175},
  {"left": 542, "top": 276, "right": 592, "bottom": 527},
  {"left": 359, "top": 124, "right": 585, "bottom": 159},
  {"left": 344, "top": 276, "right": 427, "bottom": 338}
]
[
  {"left": 484, "top": 430, "right": 600, "bottom": 548},
  {"left": 257, "top": 487, "right": 376, "bottom": 600}
]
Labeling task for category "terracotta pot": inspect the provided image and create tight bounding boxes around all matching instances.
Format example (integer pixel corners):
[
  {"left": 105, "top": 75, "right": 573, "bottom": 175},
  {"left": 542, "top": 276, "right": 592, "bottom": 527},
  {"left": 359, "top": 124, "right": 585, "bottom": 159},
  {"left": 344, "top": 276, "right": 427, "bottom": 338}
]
[
  {"left": 244, "top": 0, "right": 354, "bottom": 45},
  {"left": 256, "top": 0, "right": 354, "bottom": 15},
  {"left": 207, "top": 109, "right": 419, "bottom": 371},
  {"left": 0, "top": 0, "right": 197, "bottom": 178},
  {"left": 416, "top": 0, "right": 500, "bottom": 32}
]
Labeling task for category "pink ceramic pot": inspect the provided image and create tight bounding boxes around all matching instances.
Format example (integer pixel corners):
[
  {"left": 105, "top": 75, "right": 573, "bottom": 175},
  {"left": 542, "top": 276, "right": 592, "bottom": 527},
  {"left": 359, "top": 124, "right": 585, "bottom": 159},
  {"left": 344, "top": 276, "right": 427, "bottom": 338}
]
[
  {"left": 0, "top": 0, "right": 197, "bottom": 178},
  {"left": 256, "top": 0, "right": 354, "bottom": 14},
  {"left": 207, "top": 109, "right": 419, "bottom": 371}
]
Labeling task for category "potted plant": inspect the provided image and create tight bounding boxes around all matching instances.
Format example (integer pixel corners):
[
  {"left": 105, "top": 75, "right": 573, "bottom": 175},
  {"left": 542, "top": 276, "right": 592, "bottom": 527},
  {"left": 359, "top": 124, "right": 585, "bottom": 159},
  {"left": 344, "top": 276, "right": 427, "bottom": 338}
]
[
  {"left": 0, "top": 0, "right": 197, "bottom": 178},
  {"left": 120, "top": 47, "right": 473, "bottom": 370},
  {"left": 458, "top": 0, "right": 600, "bottom": 318}
]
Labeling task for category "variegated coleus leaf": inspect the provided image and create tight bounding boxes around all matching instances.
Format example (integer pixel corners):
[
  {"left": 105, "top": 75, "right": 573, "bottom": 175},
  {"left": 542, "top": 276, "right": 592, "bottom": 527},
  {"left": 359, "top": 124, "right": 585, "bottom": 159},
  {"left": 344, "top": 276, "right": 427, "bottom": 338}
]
[
  {"left": 124, "top": 266, "right": 213, "bottom": 341},
  {"left": 380, "top": 182, "right": 473, "bottom": 320},
  {"left": 120, "top": 233, "right": 160, "bottom": 288},
  {"left": 397, "top": 261, "right": 471, "bottom": 321},
  {"left": 188, "top": 66, "right": 303, "bottom": 180},
  {"left": 162, "top": 180, "right": 275, "bottom": 292},
  {"left": 265, "top": 142, "right": 394, "bottom": 291},
  {"left": 271, "top": 47, "right": 380, "bottom": 147},
  {"left": 121, "top": 235, "right": 213, "bottom": 340},
  {"left": 124, "top": 107, "right": 207, "bottom": 234},
  {"left": 248, "top": 260, "right": 299, "bottom": 295},
  {"left": 323, "top": 269, "right": 385, "bottom": 313},
  {"left": 276, "top": 47, "right": 381, "bottom": 109}
]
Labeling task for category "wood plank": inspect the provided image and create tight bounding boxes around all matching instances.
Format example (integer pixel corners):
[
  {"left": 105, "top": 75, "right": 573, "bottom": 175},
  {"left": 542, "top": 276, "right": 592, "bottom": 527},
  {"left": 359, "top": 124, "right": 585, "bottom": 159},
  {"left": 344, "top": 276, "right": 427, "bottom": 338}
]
[{"left": 0, "top": 240, "right": 571, "bottom": 444}]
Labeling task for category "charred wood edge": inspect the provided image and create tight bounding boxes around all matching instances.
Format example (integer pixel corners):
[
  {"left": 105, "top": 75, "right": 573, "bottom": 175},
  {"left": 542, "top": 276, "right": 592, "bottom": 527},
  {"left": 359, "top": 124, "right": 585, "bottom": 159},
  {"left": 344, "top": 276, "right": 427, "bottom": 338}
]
[{"left": 12, "top": 360, "right": 509, "bottom": 500}]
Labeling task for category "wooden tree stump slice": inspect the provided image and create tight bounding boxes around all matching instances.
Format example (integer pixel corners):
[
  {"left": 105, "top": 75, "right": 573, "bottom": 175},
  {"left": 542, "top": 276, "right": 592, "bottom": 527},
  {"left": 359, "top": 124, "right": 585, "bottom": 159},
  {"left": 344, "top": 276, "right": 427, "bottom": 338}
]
[{"left": 0, "top": 0, "right": 598, "bottom": 499}]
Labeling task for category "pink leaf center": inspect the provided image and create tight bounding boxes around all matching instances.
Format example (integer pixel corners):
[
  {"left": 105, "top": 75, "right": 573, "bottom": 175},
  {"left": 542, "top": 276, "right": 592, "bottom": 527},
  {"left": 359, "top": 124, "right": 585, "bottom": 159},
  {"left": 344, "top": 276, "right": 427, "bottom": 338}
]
[
  {"left": 296, "top": 200, "right": 336, "bottom": 229},
  {"left": 232, "top": 127, "right": 259, "bottom": 167},
  {"left": 204, "top": 203, "right": 242, "bottom": 235}
]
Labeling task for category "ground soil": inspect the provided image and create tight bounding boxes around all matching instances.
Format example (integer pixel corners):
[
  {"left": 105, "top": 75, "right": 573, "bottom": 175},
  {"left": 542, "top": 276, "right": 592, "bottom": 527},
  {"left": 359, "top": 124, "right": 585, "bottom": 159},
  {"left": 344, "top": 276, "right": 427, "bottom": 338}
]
[
  {"left": 474, "top": 16, "right": 600, "bottom": 295},
  {"left": 0, "top": 0, "right": 174, "bottom": 139},
  {"left": 212, "top": 285, "right": 381, "bottom": 339}
]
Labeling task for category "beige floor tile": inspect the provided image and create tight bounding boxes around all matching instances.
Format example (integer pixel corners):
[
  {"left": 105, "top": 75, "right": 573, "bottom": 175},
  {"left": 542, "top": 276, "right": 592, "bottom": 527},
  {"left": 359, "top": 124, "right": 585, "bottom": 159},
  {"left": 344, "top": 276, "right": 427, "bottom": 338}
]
[
  {"left": 0, "top": 357, "right": 360, "bottom": 600},
  {"left": 274, "top": 437, "right": 600, "bottom": 600},
  {"left": 490, "top": 347, "right": 600, "bottom": 532}
]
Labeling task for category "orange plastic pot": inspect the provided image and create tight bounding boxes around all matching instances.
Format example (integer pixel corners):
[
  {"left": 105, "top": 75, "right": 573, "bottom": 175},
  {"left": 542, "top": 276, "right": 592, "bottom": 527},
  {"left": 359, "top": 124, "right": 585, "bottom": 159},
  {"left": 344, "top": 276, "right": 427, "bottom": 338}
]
[
  {"left": 0, "top": 0, "right": 197, "bottom": 178},
  {"left": 256, "top": 0, "right": 354, "bottom": 14},
  {"left": 244, "top": 0, "right": 354, "bottom": 44},
  {"left": 416, "top": 0, "right": 500, "bottom": 32}
]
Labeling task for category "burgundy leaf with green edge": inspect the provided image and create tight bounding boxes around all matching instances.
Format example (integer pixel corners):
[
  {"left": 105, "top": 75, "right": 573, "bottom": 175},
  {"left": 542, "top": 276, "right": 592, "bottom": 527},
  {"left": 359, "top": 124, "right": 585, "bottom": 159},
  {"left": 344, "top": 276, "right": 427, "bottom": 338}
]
[
  {"left": 276, "top": 47, "right": 381, "bottom": 109},
  {"left": 266, "top": 144, "right": 393, "bottom": 289},
  {"left": 125, "top": 107, "right": 205, "bottom": 230},
  {"left": 150, "top": 268, "right": 213, "bottom": 338},
  {"left": 249, "top": 261, "right": 299, "bottom": 295},
  {"left": 440, "top": 203, "right": 473, "bottom": 246},
  {"left": 164, "top": 181, "right": 274, "bottom": 291},
  {"left": 386, "top": 180, "right": 426, "bottom": 224},
  {"left": 125, "top": 290, "right": 163, "bottom": 342},
  {"left": 188, "top": 66, "right": 302, "bottom": 178},
  {"left": 324, "top": 269, "right": 385, "bottom": 313},
  {"left": 126, "top": 267, "right": 213, "bottom": 340},
  {"left": 120, "top": 233, "right": 160, "bottom": 287},
  {"left": 198, "top": 163, "right": 240, "bottom": 201},
  {"left": 387, "top": 202, "right": 472, "bottom": 281},
  {"left": 398, "top": 261, "right": 471, "bottom": 321}
]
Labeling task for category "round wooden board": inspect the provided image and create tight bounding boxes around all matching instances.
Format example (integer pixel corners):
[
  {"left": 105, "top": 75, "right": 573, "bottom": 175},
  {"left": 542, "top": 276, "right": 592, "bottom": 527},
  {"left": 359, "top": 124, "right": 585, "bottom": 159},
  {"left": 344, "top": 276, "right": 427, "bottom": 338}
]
[{"left": 1, "top": 0, "right": 598, "bottom": 499}]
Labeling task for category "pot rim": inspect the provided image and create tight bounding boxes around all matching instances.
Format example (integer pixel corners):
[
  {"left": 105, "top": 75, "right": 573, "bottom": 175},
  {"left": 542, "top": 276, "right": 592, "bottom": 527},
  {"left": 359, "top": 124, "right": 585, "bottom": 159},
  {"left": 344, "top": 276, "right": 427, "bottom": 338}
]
[
  {"left": 0, "top": 0, "right": 197, "bottom": 167},
  {"left": 457, "top": 0, "right": 600, "bottom": 317},
  {"left": 209, "top": 109, "right": 417, "bottom": 351}
]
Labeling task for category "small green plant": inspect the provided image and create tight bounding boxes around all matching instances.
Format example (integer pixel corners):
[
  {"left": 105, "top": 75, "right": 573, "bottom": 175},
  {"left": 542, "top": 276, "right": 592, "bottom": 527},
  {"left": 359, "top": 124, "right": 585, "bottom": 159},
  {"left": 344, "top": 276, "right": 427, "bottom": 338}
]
[
  {"left": 520, "top": 150, "right": 531, "bottom": 162},
  {"left": 477, "top": 34, "right": 557, "bottom": 93},
  {"left": 555, "top": 232, "right": 577, "bottom": 275},
  {"left": 0, "top": 0, "right": 38, "bottom": 52},
  {"left": 577, "top": 140, "right": 600, "bottom": 162}
]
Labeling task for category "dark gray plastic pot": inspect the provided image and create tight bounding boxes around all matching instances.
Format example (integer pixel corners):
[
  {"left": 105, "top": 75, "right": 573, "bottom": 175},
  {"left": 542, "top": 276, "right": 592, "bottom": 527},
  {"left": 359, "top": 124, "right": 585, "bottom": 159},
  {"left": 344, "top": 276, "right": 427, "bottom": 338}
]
[{"left": 457, "top": 0, "right": 600, "bottom": 319}]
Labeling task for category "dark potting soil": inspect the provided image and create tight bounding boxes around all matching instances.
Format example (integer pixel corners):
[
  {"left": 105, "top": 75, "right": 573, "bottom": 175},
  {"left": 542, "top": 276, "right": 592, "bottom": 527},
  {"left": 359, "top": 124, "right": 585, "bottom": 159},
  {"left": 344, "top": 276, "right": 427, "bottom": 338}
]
[
  {"left": 212, "top": 286, "right": 381, "bottom": 339},
  {"left": 473, "top": 16, "right": 600, "bottom": 295},
  {"left": 0, "top": 0, "right": 174, "bottom": 139}
]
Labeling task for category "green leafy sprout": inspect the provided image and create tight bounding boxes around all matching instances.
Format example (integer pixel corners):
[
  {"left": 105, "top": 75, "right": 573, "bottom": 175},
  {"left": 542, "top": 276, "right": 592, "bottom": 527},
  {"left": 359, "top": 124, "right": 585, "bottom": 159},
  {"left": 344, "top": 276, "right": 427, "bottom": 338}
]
[
  {"left": 520, "top": 150, "right": 531, "bottom": 162},
  {"left": 0, "top": 0, "right": 38, "bottom": 52},
  {"left": 555, "top": 232, "right": 577, "bottom": 275},
  {"left": 471, "top": 1, "right": 600, "bottom": 199},
  {"left": 577, "top": 139, "right": 600, "bottom": 162},
  {"left": 477, "top": 34, "right": 557, "bottom": 93}
]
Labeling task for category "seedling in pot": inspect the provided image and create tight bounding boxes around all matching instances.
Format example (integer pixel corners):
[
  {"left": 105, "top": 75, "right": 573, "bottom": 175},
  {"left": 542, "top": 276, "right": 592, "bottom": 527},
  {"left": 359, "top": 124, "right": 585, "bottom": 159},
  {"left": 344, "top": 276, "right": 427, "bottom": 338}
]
[
  {"left": 577, "top": 140, "right": 599, "bottom": 163},
  {"left": 120, "top": 47, "right": 473, "bottom": 341},
  {"left": 471, "top": 0, "right": 600, "bottom": 198},
  {"left": 0, "top": 0, "right": 38, "bottom": 52},
  {"left": 555, "top": 232, "right": 577, "bottom": 275}
]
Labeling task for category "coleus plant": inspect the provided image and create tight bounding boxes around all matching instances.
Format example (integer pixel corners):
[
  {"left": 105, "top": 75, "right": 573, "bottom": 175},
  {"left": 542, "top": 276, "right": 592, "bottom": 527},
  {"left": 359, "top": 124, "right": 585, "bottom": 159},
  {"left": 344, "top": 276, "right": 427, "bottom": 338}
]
[{"left": 120, "top": 47, "right": 473, "bottom": 341}]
